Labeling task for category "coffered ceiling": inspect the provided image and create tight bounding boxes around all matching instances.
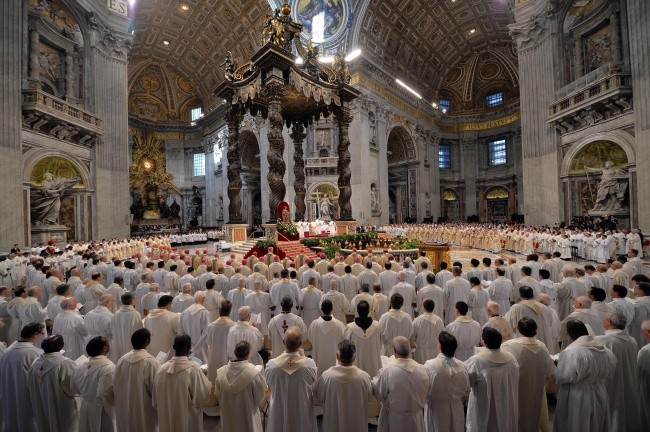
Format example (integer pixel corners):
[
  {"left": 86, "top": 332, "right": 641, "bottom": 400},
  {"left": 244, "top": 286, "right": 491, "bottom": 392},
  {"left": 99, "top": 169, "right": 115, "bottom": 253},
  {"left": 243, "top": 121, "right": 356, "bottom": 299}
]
[{"left": 129, "top": 0, "right": 515, "bottom": 108}]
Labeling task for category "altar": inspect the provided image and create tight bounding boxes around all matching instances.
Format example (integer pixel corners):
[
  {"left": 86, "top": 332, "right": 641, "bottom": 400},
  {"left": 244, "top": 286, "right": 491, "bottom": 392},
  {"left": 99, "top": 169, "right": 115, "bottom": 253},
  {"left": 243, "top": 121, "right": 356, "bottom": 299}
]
[{"left": 419, "top": 243, "right": 452, "bottom": 272}]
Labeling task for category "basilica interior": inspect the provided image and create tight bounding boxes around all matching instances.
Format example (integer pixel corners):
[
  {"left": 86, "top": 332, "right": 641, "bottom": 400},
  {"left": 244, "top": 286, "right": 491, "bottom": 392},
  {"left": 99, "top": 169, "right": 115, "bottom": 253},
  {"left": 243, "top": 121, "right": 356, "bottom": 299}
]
[{"left": 1, "top": 0, "right": 648, "bottom": 250}]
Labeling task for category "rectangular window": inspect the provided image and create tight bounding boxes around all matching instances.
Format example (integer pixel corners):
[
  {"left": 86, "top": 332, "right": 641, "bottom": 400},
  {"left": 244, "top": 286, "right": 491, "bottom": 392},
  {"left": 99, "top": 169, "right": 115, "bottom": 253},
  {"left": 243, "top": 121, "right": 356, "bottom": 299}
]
[
  {"left": 439, "top": 98, "right": 451, "bottom": 113},
  {"left": 190, "top": 107, "right": 202, "bottom": 123},
  {"left": 486, "top": 92, "right": 503, "bottom": 108},
  {"left": 193, "top": 153, "right": 205, "bottom": 176},
  {"left": 439, "top": 144, "right": 451, "bottom": 169},
  {"left": 488, "top": 139, "right": 507, "bottom": 166}
]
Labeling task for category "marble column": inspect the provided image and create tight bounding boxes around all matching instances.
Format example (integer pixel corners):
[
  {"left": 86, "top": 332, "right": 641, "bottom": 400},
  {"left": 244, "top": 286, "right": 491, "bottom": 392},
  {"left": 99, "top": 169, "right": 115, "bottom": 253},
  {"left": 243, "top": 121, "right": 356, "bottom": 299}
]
[
  {"left": 65, "top": 52, "right": 74, "bottom": 100},
  {"left": 610, "top": 6, "right": 621, "bottom": 63},
  {"left": 225, "top": 108, "right": 244, "bottom": 223},
  {"left": 336, "top": 105, "right": 354, "bottom": 220},
  {"left": 626, "top": 0, "right": 650, "bottom": 230},
  {"left": 290, "top": 121, "right": 306, "bottom": 221},
  {"left": 264, "top": 83, "right": 286, "bottom": 222},
  {"left": 0, "top": 0, "right": 25, "bottom": 248},
  {"left": 29, "top": 29, "right": 39, "bottom": 81}
]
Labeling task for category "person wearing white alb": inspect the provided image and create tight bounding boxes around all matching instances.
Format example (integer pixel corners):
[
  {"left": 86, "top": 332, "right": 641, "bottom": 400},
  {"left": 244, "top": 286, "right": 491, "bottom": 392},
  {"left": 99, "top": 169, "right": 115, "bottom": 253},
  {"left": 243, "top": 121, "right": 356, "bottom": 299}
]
[
  {"left": 178, "top": 291, "right": 211, "bottom": 362},
  {"left": 226, "top": 306, "right": 264, "bottom": 366},
  {"left": 443, "top": 267, "right": 471, "bottom": 326},
  {"left": 412, "top": 299, "right": 445, "bottom": 364},
  {"left": 389, "top": 271, "right": 417, "bottom": 318},
  {"left": 379, "top": 293, "right": 413, "bottom": 356},
  {"left": 53, "top": 297, "right": 87, "bottom": 361}
]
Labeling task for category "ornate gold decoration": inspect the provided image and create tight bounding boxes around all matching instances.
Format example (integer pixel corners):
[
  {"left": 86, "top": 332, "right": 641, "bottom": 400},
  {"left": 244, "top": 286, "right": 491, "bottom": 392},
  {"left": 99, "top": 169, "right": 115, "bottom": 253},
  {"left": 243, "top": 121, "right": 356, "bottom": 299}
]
[
  {"left": 485, "top": 186, "right": 510, "bottom": 199},
  {"left": 177, "top": 76, "right": 194, "bottom": 94},
  {"left": 311, "top": 183, "right": 339, "bottom": 200},
  {"left": 129, "top": 130, "right": 180, "bottom": 218},
  {"left": 438, "top": 112, "right": 521, "bottom": 132},
  {"left": 30, "top": 156, "right": 84, "bottom": 188},
  {"left": 569, "top": 140, "right": 627, "bottom": 175},
  {"left": 443, "top": 189, "right": 458, "bottom": 201},
  {"left": 139, "top": 74, "right": 160, "bottom": 91}
]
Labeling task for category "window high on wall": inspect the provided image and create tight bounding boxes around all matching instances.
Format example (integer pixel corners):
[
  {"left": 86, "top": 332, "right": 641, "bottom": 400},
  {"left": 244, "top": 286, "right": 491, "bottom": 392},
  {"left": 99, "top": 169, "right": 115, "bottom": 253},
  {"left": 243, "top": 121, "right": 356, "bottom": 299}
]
[
  {"left": 193, "top": 153, "right": 205, "bottom": 176},
  {"left": 439, "top": 144, "right": 451, "bottom": 168},
  {"left": 488, "top": 139, "right": 507, "bottom": 165},
  {"left": 439, "top": 98, "right": 451, "bottom": 113},
  {"left": 486, "top": 91, "right": 503, "bottom": 108},
  {"left": 190, "top": 107, "right": 202, "bottom": 124}
]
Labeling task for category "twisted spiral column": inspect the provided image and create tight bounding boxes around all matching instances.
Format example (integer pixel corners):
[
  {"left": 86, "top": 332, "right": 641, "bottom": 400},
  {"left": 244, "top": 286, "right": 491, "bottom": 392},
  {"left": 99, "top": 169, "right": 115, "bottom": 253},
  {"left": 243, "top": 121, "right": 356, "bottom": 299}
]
[
  {"left": 336, "top": 106, "right": 354, "bottom": 220},
  {"left": 291, "top": 121, "right": 306, "bottom": 221},
  {"left": 226, "top": 108, "right": 243, "bottom": 222},
  {"left": 265, "top": 83, "right": 287, "bottom": 222}
]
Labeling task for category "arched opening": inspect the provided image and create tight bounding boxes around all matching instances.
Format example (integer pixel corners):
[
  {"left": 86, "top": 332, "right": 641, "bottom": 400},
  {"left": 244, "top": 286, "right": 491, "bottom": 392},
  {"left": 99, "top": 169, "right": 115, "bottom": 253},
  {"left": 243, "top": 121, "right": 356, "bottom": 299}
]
[
  {"left": 484, "top": 186, "right": 510, "bottom": 222},
  {"left": 387, "top": 126, "right": 418, "bottom": 223},
  {"left": 307, "top": 182, "right": 340, "bottom": 221},
  {"left": 240, "top": 130, "right": 262, "bottom": 228},
  {"left": 443, "top": 189, "right": 460, "bottom": 221}
]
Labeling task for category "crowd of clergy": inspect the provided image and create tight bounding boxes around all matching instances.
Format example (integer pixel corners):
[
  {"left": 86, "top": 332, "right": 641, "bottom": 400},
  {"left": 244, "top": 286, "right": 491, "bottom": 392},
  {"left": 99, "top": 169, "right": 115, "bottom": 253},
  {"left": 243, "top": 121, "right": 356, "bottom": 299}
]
[{"left": 0, "top": 225, "right": 649, "bottom": 432}]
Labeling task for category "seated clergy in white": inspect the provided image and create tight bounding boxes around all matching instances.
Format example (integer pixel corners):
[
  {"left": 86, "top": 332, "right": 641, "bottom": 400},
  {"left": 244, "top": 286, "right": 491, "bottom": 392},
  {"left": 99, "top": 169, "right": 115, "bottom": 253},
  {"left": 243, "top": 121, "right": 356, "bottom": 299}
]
[
  {"left": 501, "top": 317, "right": 555, "bottom": 432},
  {"left": 110, "top": 292, "right": 143, "bottom": 362},
  {"left": 307, "top": 299, "right": 347, "bottom": 377},
  {"left": 226, "top": 305, "right": 264, "bottom": 366},
  {"left": 345, "top": 300, "right": 382, "bottom": 378},
  {"left": 554, "top": 320, "right": 617, "bottom": 432},
  {"left": 373, "top": 336, "right": 432, "bottom": 432},
  {"left": 178, "top": 291, "right": 211, "bottom": 362},
  {"left": 114, "top": 328, "right": 160, "bottom": 432},
  {"left": 597, "top": 311, "right": 641, "bottom": 432},
  {"left": 27, "top": 334, "right": 79, "bottom": 432},
  {"left": 192, "top": 301, "right": 235, "bottom": 382},
  {"left": 153, "top": 335, "right": 213, "bottom": 432},
  {"left": 53, "top": 297, "right": 88, "bottom": 361},
  {"left": 0, "top": 323, "right": 45, "bottom": 432},
  {"left": 412, "top": 298, "right": 445, "bottom": 364},
  {"left": 72, "top": 336, "right": 116, "bottom": 432},
  {"left": 464, "top": 327, "right": 519, "bottom": 432},
  {"left": 214, "top": 340, "right": 269, "bottom": 432},
  {"left": 268, "top": 296, "right": 308, "bottom": 358},
  {"left": 265, "top": 326, "right": 318, "bottom": 432},
  {"left": 424, "top": 331, "right": 470, "bottom": 432},
  {"left": 314, "top": 339, "right": 374, "bottom": 432},
  {"left": 444, "top": 301, "right": 481, "bottom": 362},
  {"left": 379, "top": 293, "right": 413, "bottom": 356},
  {"left": 143, "top": 294, "right": 180, "bottom": 359}
]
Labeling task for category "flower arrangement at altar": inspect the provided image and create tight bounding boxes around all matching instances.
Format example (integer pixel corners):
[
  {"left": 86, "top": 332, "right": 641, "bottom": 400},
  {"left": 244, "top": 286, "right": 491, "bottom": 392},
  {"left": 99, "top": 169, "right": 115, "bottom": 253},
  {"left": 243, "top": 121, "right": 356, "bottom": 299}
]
[{"left": 276, "top": 220, "right": 298, "bottom": 236}]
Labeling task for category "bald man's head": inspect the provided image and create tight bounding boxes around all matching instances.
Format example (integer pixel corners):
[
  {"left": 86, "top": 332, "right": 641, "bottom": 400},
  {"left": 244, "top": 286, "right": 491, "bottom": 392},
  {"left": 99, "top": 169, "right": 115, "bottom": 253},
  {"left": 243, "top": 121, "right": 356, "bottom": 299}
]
[{"left": 284, "top": 326, "right": 303, "bottom": 352}]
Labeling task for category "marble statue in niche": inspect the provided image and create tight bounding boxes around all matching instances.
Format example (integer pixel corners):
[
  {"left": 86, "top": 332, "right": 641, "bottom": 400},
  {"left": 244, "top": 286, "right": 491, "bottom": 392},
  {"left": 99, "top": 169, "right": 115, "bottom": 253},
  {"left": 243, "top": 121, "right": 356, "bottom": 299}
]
[
  {"left": 371, "top": 183, "right": 381, "bottom": 215},
  {"left": 30, "top": 172, "right": 79, "bottom": 225},
  {"left": 587, "top": 161, "right": 628, "bottom": 211}
]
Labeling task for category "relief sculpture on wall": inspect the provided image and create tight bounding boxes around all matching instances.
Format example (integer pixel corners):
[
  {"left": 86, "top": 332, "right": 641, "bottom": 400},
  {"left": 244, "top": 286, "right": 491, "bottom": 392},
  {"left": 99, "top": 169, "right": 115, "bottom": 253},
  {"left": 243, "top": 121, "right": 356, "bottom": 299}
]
[
  {"left": 586, "top": 161, "right": 628, "bottom": 212},
  {"left": 29, "top": 173, "right": 79, "bottom": 225}
]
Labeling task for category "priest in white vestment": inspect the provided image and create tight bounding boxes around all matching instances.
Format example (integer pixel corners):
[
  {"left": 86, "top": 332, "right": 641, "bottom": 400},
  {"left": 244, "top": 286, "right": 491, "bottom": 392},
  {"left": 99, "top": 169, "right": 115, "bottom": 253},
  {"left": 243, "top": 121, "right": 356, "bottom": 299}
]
[
  {"left": 214, "top": 340, "right": 269, "bottom": 432},
  {"left": 467, "top": 277, "right": 489, "bottom": 326},
  {"left": 307, "top": 299, "right": 346, "bottom": 376},
  {"left": 424, "top": 331, "right": 470, "bottom": 432},
  {"left": 0, "top": 323, "right": 44, "bottom": 432},
  {"left": 558, "top": 296, "right": 605, "bottom": 348},
  {"left": 638, "top": 320, "right": 650, "bottom": 431},
  {"left": 227, "top": 279, "right": 252, "bottom": 321},
  {"left": 179, "top": 291, "right": 211, "bottom": 362},
  {"left": 465, "top": 327, "right": 519, "bottom": 432},
  {"left": 389, "top": 272, "right": 417, "bottom": 318},
  {"left": 226, "top": 305, "right": 264, "bottom": 365},
  {"left": 505, "top": 286, "right": 557, "bottom": 353},
  {"left": 379, "top": 293, "right": 413, "bottom": 356},
  {"left": 345, "top": 300, "right": 382, "bottom": 378},
  {"left": 487, "top": 267, "right": 513, "bottom": 314},
  {"left": 18, "top": 287, "right": 47, "bottom": 329},
  {"left": 84, "top": 294, "right": 113, "bottom": 347},
  {"left": 631, "top": 282, "right": 650, "bottom": 348},
  {"left": 373, "top": 336, "right": 432, "bottom": 432},
  {"left": 114, "top": 328, "right": 160, "bottom": 432},
  {"left": 245, "top": 280, "right": 273, "bottom": 336},
  {"left": 268, "top": 296, "right": 308, "bottom": 358},
  {"left": 554, "top": 320, "right": 617, "bottom": 432},
  {"left": 412, "top": 299, "right": 444, "bottom": 364},
  {"left": 110, "top": 292, "right": 143, "bottom": 361},
  {"left": 501, "top": 317, "right": 555, "bottom": 432},
  {"left": 300, "top": 277, "right": 324, "bottom": 327},
  {"left": 153, "top": 335, "right": 213, "bottom": 432},
  {"left": 443, "top": 267, "right": 471, "bottom": 325},
  {"left": 416, "top": 273, "right": 445, "bottom": 318},
  {"left": 192, "top": 301, "right": 235, "bottom": 381},
  {"left": 53, "top": 297, "right": 88, "bottom": 360},
  {"left": 597, "top": 311, "right": 641, "bottom": 432},
  {"left": 378, "top": 263, "right": 399, "bottom": 295},
  {"left": 46, "top": 283, "right": 71, "bottom": 321},
  {"left": 143, "top": 295, "right": 180, "bottom": 359},
  {"left": 27, "top": 335, "right": 79, "bottom": 432},
  {"left": 445, "top": 301, "right": 481, "bottom": 361},
  {"left": 265, "top": 327, "right": 318, "bottom": 432},
  {"left": 72, "top": 336, "right": 116, "bottom": 432},
  {"left": 172, "top": 282, "right": 195, "bottom": 313},
  {"left": 204, "top": 279, "right": 226, "bottom": 321},
  {"left": 321, "top": 280, "right": 350, "bottom": 323},
  {"left": 314, "top": 339, "right": 374, "bottom": 432},
  {"left": 483, "top": 301, "right": 514, "bottom": 341}
]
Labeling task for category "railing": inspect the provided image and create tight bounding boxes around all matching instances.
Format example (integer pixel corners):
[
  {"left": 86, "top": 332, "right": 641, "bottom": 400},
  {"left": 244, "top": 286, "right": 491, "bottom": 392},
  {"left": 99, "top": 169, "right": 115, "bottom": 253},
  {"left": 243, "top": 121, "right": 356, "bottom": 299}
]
[
  {"left": 305, "top": 157, "right": 338, "bottom": 167},
  {"left": 22, "top": 88, "right": 103, "bottom": 135},
  {"left": 548, "top": 71, "right": 632, "bottom": 121}
]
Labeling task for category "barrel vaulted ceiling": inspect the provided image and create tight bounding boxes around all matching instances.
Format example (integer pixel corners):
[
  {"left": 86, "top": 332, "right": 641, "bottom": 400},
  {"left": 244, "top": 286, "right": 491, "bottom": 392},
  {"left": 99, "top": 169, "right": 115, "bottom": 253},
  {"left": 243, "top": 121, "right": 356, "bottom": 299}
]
[{"left": 128, "top": 0, "right": 516, "bottom": 109}]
